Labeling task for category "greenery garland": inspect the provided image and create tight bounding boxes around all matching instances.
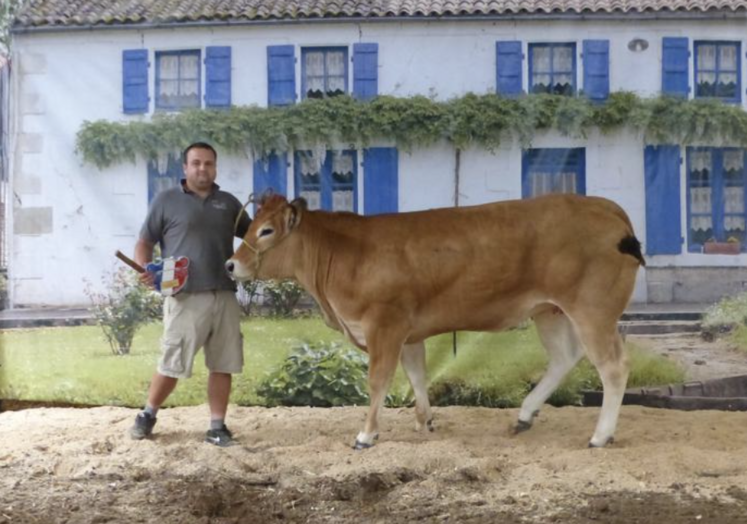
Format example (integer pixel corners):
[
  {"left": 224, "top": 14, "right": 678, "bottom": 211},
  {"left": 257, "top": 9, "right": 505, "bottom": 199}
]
[{"left": 76, "top": 92, "right": 747, "bottom": 169}]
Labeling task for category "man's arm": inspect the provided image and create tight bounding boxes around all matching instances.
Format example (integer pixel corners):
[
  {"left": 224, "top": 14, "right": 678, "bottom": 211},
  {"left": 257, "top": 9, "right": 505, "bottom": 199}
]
[{"left": 134, "top": 238, "right": 156, "bottom": 287}]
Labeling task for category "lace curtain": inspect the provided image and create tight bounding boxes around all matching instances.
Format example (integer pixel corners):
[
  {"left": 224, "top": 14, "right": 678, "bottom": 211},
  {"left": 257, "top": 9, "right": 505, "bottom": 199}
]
[
  {"left": 158, "top": 54, "right": 199, "bottom": 106},
  {"left": 305, "top": 50, "right": 346, "bottom": 98},
  {"left": 532, "top": 45, "right": 573, "bottom": 95}
]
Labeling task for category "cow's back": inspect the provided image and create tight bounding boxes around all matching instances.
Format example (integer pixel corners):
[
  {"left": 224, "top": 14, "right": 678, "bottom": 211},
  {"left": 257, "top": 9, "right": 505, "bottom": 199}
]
[{"left": 301, "top": 194, "right": 639, "bottom": 341}]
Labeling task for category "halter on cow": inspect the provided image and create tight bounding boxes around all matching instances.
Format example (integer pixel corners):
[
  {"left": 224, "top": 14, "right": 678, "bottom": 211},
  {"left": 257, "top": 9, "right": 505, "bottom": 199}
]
[{"left": 226, "top": 193, "right": 645, "bottom": 449}]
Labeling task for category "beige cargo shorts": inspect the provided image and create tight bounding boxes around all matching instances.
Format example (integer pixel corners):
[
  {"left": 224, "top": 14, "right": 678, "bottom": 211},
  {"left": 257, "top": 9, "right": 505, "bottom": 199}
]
[{"left": 157, "top": 290, "right": 244, "bottom": 379}]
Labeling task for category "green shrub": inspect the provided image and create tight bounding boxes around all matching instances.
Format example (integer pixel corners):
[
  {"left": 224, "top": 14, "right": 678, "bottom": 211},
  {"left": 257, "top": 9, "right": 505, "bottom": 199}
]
[
  {"left": 701, "top": 293, "right": 747, "bottom": 340},
  {"left": 238, "top": 280, "right": 262, "bottom": 316},
  {"left": 257, "top": 343, "right": 369, "bottom": 407},
  {"left": 263, "top": 279, "right": 306, "bottom": 317},
  {"left": 430, "top": 379, "right": 529, "bottom": 408},
  {"left": 85, "top": 268, "right": 163, "bottom": 355}
]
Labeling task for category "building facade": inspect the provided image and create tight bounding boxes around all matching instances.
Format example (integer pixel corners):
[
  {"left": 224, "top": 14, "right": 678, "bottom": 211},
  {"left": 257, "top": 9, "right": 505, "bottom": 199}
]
[{"left": 7, "top": 0, "right": 747, "bottom": 306}]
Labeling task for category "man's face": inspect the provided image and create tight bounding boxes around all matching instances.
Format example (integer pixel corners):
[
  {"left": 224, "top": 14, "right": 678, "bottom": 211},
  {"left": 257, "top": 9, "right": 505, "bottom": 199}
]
[{"left": 183, "top": 147, "right": 217, "bottom": 193}]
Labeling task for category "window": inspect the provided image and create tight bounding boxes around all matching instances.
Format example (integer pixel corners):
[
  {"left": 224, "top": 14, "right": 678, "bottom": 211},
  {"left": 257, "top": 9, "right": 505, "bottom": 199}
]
[
  {"left": 301, "top": 47, "right": 348, "bottom": 99},
  {"left": 529, "top": 43, "right": 576, "bottom": 96},
  {"left": 687, "top": 147, "right": 746, "bottom": 252},
  {"left": 155, "top": 50, "right": 201, "bottom": 110},
  {"left": 147, "top": 154, "right": 182, "bottom": 203},
  {"left": 694, "top": 42, "right": 740, "bottom": 103},
  {"left": 295, "top": 150, "right": 357, "bottom": 212},
  {"left": 522, "top": 148, "right": 585, "bottom": 198}
]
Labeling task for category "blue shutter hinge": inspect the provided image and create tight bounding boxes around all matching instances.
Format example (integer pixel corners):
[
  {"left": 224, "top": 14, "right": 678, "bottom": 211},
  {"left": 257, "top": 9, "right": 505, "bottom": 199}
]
[{"left": 680, "top": 237, "right": 685, "bottom": 244}]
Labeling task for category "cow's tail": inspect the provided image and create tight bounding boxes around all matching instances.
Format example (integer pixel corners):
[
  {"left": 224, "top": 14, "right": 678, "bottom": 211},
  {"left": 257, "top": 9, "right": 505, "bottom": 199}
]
[{"left": 618, "top": 235, "right": 646, "bottom": 266}]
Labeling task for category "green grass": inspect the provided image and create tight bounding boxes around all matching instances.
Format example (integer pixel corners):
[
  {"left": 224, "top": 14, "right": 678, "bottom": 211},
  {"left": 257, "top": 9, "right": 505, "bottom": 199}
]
[
  {"left": 727, "top": 325, "right": 747, "bottom": 354},
  {"left": 0, "top": 317, "right": 684, "bottom": 408}
]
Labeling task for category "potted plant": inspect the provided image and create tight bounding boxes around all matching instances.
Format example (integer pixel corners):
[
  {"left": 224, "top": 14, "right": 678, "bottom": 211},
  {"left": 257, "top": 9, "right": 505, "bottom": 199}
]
[{"left": 703, "top": 236, "right": 742, "bottom": 255}]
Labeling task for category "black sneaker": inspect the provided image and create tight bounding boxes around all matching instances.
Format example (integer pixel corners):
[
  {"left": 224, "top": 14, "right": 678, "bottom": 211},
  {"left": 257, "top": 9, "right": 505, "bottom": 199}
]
[
  {"left": 205, "top": 425, "right": 235, "bottom": 447},
  {"left": 129, "top": 412, "right": 157, "bottom": 440}
]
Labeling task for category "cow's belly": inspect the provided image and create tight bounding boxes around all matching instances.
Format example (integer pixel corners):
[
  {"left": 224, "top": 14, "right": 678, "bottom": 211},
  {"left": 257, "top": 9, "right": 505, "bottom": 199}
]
[
  {"left": 344, "top": 320, "right": 367, "bottom": 347},
  {"left": 329, "top": 304, "right": 367, "bottom": 347}
]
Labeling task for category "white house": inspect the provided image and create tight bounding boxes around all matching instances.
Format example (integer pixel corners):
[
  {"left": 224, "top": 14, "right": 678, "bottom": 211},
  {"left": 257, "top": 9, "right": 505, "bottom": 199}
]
[{"left": 6, "top": 0, "right": 747, "bottom": 307}]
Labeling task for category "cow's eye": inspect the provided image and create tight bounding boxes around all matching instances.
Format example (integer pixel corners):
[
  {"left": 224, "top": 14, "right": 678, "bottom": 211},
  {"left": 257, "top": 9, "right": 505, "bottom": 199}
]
[{"left": 259, "top": 228, "right": 274, "bottom": 238}]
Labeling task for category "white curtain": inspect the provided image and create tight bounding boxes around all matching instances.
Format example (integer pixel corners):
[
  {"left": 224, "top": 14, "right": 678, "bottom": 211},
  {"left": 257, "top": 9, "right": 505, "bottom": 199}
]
[
  {"left": 332, "top": 191, "right": 354, "bottom": 211},
  {"left": 180, "top": 54, "right": 199, "bottom": 97},
  {"left": 326, "top": 51, "right": 346, "bottom": 93},
  {"left": 331, "top": 151, "right": 353, "bottom": 177},
  {"left": 553, "top": 46, "right": 573, "bottom": 72},
  {"left": 532, "top": 46, "right": 550, "bottom": 73},
  {"left": 300, "top": 191, "right": 321, "bottom": 210},
  {"left": 305, "top": 51, "right": 325, "bottom": 94},
  {"left": 698, "top": 45, "right": 716, "bottom": 70},
  {"left": 159, "top": 55, "right": 179, "bottom": 97}
]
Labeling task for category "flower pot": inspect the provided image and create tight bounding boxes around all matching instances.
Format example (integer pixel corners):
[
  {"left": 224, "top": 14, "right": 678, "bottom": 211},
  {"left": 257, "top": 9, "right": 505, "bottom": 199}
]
[{"left": 703, "top": 241, "right": 741, "bottom": 255}]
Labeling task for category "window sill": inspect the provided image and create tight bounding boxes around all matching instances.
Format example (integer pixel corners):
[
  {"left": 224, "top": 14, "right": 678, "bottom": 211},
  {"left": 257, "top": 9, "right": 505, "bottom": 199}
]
[{"left": 703, "top": 242, "right": 741, "bottom": 255}]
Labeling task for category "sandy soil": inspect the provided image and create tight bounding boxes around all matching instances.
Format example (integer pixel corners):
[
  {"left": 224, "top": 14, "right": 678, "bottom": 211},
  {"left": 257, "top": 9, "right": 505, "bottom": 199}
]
[
  {"left": 1, "top": 334, "right": 747, "bottom": 524},
  {"left": 0, "top": 403, "right": 746, "bottom": 523}
]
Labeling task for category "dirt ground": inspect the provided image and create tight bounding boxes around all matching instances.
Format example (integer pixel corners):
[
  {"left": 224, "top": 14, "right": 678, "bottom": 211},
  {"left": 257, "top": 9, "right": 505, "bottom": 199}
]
[{"left": 1, "top": 334, "right": 747, "bottom": 524}]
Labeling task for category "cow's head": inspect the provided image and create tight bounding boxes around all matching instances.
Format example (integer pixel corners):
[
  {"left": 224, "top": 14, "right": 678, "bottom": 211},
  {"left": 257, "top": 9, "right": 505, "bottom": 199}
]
[{"left": 225, "top": 193, "right": 306, "bottom": 281}]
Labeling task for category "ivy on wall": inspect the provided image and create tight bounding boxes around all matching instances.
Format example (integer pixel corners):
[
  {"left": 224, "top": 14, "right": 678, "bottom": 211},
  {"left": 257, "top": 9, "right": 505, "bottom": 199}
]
[{"left": 76, "top": 92, "right": 747, "bottom": 169}]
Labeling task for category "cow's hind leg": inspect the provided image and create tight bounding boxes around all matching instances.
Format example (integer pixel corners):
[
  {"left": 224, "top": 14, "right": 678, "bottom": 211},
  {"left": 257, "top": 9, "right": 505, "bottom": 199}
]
[
  {"left": 400, "top": 342, "right": 434, "bottom": 432},
  {"left": 574, "top": 320, "right": 629, "bottom": 448},
  {"left": 515, "top": 309, "right": 583, "bottom": 432},
  {"left": 354, "top": 326, "right": 407, "bottom": 450}
]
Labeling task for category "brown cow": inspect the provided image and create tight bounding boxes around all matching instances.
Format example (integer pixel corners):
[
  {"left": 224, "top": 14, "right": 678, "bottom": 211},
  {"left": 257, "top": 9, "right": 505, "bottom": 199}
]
[{"left": 226, "top": 193, "right": 645, "bottom": 449}]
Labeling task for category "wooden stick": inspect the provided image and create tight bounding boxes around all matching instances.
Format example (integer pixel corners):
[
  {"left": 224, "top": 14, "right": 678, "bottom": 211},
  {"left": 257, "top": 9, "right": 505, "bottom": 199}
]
[{"left": 115, "top": 250, "right": 146, "bottom": 274}]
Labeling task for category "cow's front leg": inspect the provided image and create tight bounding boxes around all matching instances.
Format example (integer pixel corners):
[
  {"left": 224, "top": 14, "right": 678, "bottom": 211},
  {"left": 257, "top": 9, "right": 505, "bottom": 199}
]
[
  {"left": 400, "top": 342, "right": 433, "bottom": 432},
  {"left": 354, "top": 330, "right": 405, "bottom": 450}
]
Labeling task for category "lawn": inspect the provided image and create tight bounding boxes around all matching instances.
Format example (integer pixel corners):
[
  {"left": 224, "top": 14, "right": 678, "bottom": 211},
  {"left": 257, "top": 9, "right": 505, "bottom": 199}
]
[{"left": 0, "top": 316, "right": 684, "bottom": 408}]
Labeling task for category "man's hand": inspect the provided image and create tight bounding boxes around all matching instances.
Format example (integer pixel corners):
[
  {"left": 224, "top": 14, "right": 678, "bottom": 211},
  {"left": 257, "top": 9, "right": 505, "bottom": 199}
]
[
  {"left": 139, "top": 270, "right": 156, "bottom": 289},
  {"left": 134, "top": 238, "right": 157, "bottom": 289}
]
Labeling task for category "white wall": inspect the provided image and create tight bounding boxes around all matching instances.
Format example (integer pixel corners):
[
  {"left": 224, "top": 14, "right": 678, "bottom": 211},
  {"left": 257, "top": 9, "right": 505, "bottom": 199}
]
[{"left": 9, "top": 17, "right": 747, "bottom": 305}]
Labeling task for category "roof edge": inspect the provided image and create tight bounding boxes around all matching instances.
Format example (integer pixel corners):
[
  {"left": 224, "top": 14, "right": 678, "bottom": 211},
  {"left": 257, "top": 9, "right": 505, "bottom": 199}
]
[{"left": 11, "top": 9, "right": 747, "bottom": 35}]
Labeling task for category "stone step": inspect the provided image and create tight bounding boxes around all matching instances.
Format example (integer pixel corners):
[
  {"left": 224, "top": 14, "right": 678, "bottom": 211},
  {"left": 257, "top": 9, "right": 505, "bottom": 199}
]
[
  {"left": 618, "top": 320, "right": 701, "bottom": 336},
  {"left": 621, "top": 311, "right": 702, "bottom": 322}
]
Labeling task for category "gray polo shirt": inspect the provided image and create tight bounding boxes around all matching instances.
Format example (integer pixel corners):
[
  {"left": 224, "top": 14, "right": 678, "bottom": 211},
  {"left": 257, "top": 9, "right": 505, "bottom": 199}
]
[{"left": 139, "top": 181, "right": 251, "bottom": 293}]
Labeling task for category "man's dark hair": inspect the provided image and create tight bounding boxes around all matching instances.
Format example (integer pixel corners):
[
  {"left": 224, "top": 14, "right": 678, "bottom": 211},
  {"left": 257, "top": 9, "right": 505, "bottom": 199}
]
[{"left": 182, "top": 142, "right": 218, "bottom": 164}]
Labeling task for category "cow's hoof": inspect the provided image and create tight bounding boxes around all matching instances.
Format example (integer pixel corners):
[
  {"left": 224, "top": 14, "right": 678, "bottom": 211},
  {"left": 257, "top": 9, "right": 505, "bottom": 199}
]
[
  {"left": 512, "top": 419, "right": 533, "bottom": 434},
  {"left": 588, "top": 436, "right": 615, "bottom": 448},
  {"left": 427, "top": 419, "right": 435, "bottom": 432},
  {"left": 353, "top": 440, "right": 375, "bottom": 451}
]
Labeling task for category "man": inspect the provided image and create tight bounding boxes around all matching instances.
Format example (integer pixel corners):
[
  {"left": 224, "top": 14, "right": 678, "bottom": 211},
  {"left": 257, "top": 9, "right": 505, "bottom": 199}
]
[{"left": 129, "top": 142, "right": 251, "bottom": 447}]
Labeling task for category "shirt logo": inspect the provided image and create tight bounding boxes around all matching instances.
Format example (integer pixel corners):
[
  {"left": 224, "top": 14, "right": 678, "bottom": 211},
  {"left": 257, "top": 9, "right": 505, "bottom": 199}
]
[{"left": 211, "top": 201, "right": 228, "bottom": 210}]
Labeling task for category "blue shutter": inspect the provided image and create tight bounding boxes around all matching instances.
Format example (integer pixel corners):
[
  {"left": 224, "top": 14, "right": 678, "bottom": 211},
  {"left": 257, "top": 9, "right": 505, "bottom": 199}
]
[
  {"left": 353, "top": 43, "right": 379, "bottom": 100},
  {"left": 496, "top": 41, "right": 523, "bottom": 96},
  {"left": 644, "top": 145, "right": 682, "bottom": 255},
  {"left": 123, "top": 49, "right": 149, "bottom": 114},
  {"left": 662, "top": 37, "right": 690, "bottom": 97},
  {"left": 364, "top": 148, "right": 398, "bottom": 215},
  {"left": 253, "top": 153, "right": 288, "bottom": 204},
  {"left": 583, "top": 40, "right": 609, "bottom": 101},
  {"left": 205, "top": 46, "right": 231, "bottom": 108},
  {"left": 267, "top": 45, "right": 296, "bottom": 106}
]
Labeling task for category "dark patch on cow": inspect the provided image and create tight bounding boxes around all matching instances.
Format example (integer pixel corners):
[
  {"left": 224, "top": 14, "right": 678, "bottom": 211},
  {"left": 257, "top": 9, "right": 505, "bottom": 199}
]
[{"left": 618, "top": 235, "right": 645, "bottom": 266}]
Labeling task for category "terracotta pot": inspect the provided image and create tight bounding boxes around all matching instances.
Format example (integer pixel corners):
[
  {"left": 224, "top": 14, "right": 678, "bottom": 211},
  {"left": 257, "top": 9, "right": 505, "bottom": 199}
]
[{"left": 703, "top": 242, "right": 741, "bottom": 255}]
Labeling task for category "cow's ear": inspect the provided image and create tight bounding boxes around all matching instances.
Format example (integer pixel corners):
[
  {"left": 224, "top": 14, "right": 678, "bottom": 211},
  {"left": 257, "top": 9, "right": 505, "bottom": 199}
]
[{"left": 287, "top": 198, "right": 306, "bottom": 230}]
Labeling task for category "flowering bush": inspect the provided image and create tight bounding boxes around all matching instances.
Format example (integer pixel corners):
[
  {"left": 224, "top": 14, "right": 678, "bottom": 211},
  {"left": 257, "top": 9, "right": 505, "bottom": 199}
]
[
  {"left": 85, "top": 268, "right": 163, "bottom": 355},
  {"left": 258, "top": 343, "right": 369, "bottom": 407},
  {"left": 263, "top": 279, "right": 306, "bottom": 317},
  {"left": 701, "top": 293, "right": 747, "bottom": 341}
]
